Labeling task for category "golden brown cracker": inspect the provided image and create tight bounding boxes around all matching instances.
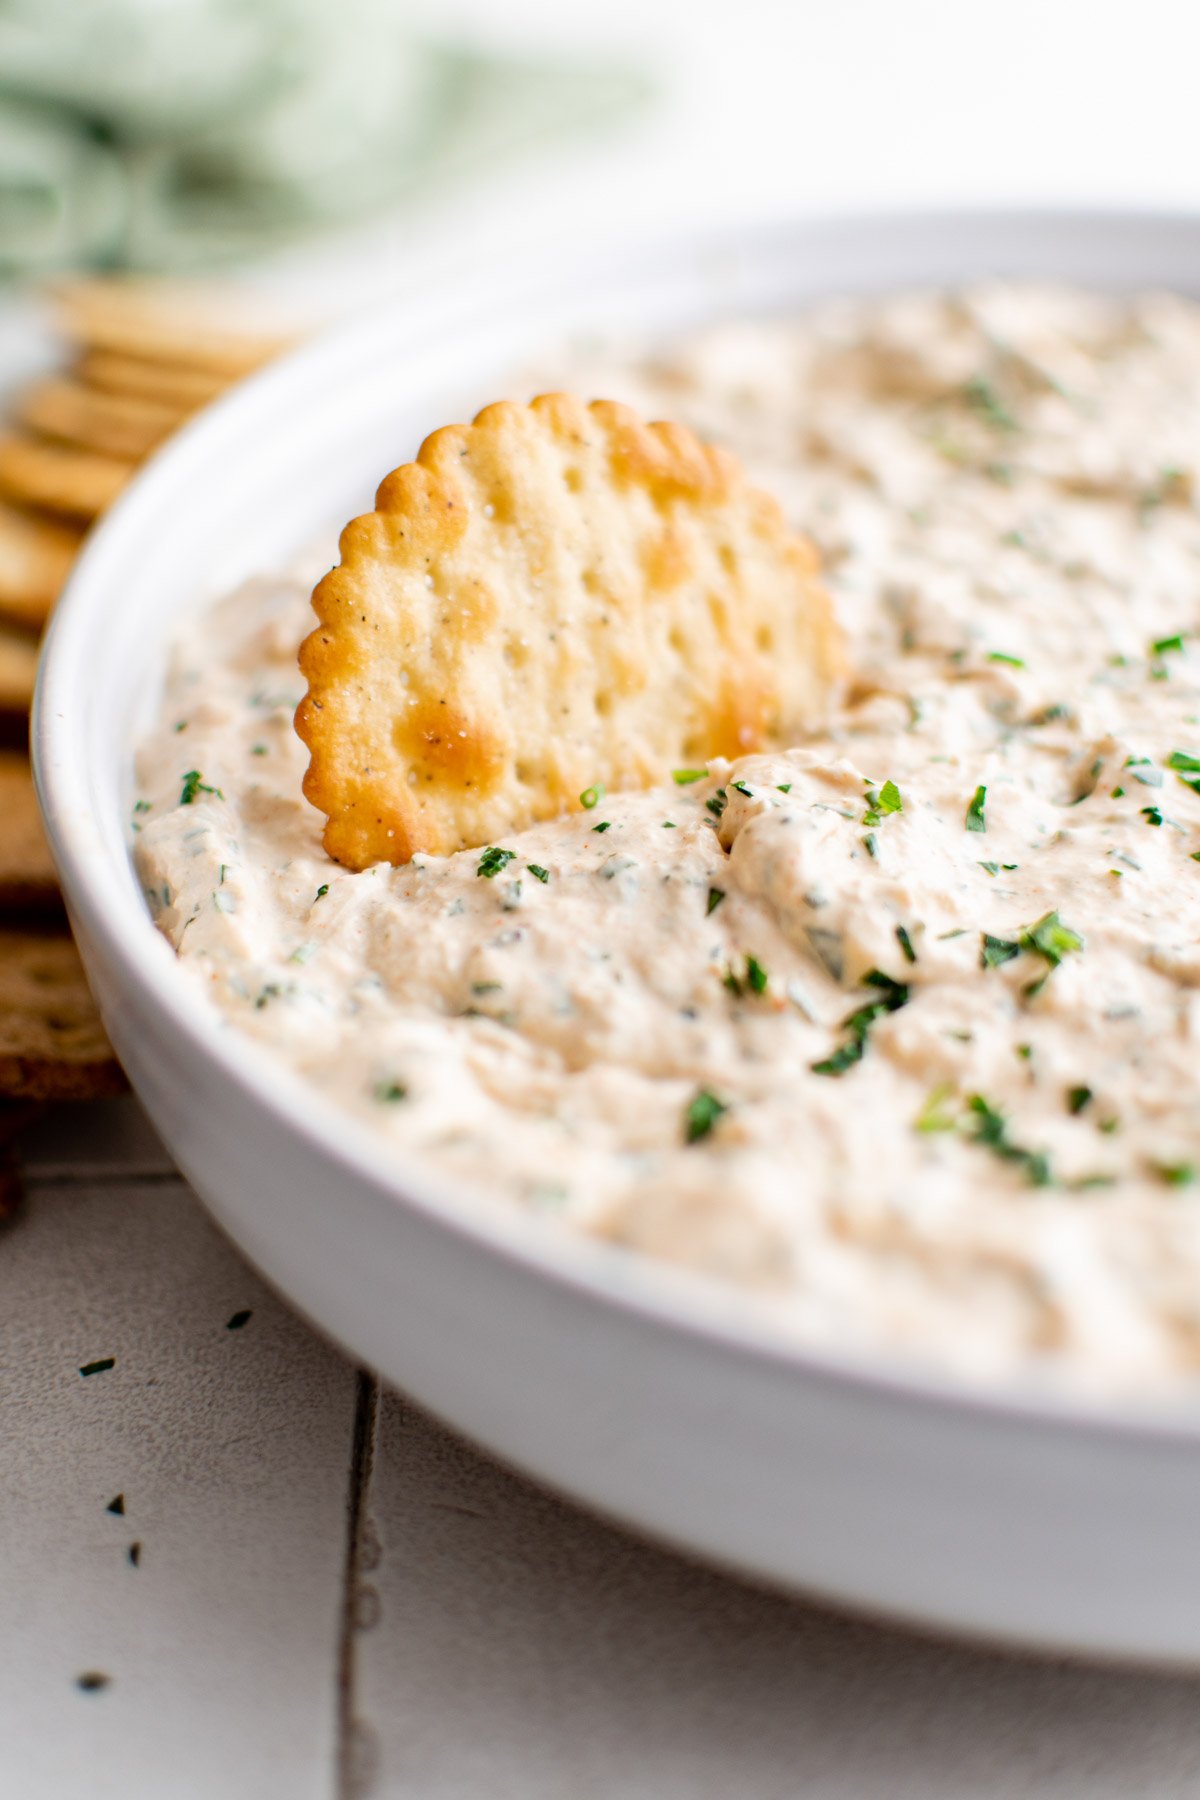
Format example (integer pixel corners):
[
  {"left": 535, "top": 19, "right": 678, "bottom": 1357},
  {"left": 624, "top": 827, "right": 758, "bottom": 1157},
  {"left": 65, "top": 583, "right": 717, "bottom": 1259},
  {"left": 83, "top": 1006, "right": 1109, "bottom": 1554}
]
[
  {"left": 0, "top": 625, "right": 39, "bottom": 716},
  {"left": 15, "top": 376, "right": 185, "bottom": 463},
  {"left": 0, "top": 501, "right": 80, "bottom": 631},
  {"left": 55, "top": 279, "right": 294, "bottom": 377},
  {"left": 0, "top": 433, "right": 134, "bottom": 521},
  {"left": 0, "top": 929, "right": 125, "bottom": 1100},
  {"left": 296, "top": 393, "right": 842, "bottom": 869},
  {"left": 0, "top": 755, "right": 61, "bottom": 915},
  {"left": 76, "top": 348, "right": 229, "bottom": 411}
]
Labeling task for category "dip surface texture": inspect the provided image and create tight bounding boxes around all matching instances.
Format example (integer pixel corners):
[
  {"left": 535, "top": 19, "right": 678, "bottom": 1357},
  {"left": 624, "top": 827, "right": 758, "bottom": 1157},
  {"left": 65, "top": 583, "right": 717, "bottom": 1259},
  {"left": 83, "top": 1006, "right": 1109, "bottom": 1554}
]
[{"left": 136, "top": 286, "right": 1200, "bottom": 1390}]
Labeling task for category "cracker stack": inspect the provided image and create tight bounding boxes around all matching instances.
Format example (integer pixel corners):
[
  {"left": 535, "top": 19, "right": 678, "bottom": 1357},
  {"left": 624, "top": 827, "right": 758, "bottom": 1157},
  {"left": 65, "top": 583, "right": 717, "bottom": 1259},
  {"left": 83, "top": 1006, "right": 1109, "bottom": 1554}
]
[{"left": 0, "top": 281, "right": 294, "bottom": 1185}]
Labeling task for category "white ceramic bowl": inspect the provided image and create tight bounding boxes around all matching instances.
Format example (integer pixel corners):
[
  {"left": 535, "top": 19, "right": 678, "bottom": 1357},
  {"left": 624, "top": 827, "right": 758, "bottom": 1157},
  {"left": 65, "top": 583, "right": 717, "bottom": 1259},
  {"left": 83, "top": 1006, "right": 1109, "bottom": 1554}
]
[{"left": 35, "top": 209, "right": 1200, "bottom": 1665}]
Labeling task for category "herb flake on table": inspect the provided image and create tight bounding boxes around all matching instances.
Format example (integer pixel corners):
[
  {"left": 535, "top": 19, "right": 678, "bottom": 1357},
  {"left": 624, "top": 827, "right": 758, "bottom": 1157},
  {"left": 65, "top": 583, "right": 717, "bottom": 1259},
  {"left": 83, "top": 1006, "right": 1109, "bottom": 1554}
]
[
  {"left": 226, "top": 1309, "right": 252, "bottom": 1331},
  {"left": 79, "top": 1357, "right": 115, "bottom": 1378}
]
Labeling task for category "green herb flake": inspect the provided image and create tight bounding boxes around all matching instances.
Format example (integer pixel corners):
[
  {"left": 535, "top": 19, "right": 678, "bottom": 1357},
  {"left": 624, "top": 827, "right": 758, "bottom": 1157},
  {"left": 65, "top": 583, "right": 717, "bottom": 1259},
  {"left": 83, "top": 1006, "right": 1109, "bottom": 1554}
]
[
  {"left": 745, "top": 955, "right": 769, "bottom": 995},
  {"left": 812, "top": 969, "right": 910, "bottom": 1078},
  {"left": 1153, "top": 633, "right": 1186, "bottom": 656},
  {"left": 1168, "top": 750, "right": 1200, "bottom": 772},
  {"left": 987, "top": 651, "right": 1025, "bottom": 669},
  {"left": 706, "top": 789, "right": 728, "bottom": 820},
  {"left": 895, "top": 924, "right": 917, "bottom": 964},
  {"left": 730, "top": 780, "right": 753, "bottom": 798},
  {"left": 914, "top": 1082, "right": 956, "bottom": 1133},
  {"left": 106, "top": 1494, "right": 124, "bottom": 1515},
  {"left": 251, "top": 743, "right": 268, "bottom": 756},
  {"left": 1153, "top": 1161, "right": 1197, "bottom": 1187},
  {"left": 79, "top": 1358, "right": 115, "bottom": 1378},
  {"left": 132, "top": 799, "right": 151, "bottom": 814},
  {"left": 965, "top": 784, "right": 987, "bottom": 833},
  {"left": 579, "top": 783, "right": 605, "bottom": 810},
  {"left": 661, "top": 821, "right": 676, "bottom": 829},
  {"left": 477, "top": 846, "right": 516, "bottom": 878},
  {"left": 684, "top": 1088, "right": 728, "bottom": 1144},
  {"left": 592, "top": 821, "right": 611, "bottom": 833},
  {"left": 965, "top": 1095, "right": 1052, "bottom": 1187},
  {"left": 776, "top": 782, "right": 793, "bottom": 794},
  {"left": 706, "top": 887, "right": 725, "bottom": 916},
  {"left": 878, "top": 779, "right": 903, "bottom": 814},
  {"left": 1111, "top": 786, "right": 1126, "bottom": 798},
  {"left": 672, "top": 768, "right": 707, "bottom": 784},
  {"left": 963, "top": 374, "right": 1019, "bottom": 432},
  {"left": 315, "top": 884, "right": 329, "bottom": 901},
  {"left": 981, "top": 934, "right": 1020, "bottom": 969},
  {"left": 179, "top": 769, "right": 223, "bottom": 806},
  {"left": 979, "top": 861, "right": 1000, "bottom": 876},
  {"left": 862, "top": 832, "right": 878, "bottom": 859},
  {"left": 526, "top": 863, "right": 550, "bottom": 883},
  {"left": 1066, "top": 1085, "right": 1093, "bottom": 1116},
  {"left": 374, "top": 1080, "right": 408, "bottom": 1104},
  {"left": 1141, "top": 805, "right": 1164, "bottom": 827}
]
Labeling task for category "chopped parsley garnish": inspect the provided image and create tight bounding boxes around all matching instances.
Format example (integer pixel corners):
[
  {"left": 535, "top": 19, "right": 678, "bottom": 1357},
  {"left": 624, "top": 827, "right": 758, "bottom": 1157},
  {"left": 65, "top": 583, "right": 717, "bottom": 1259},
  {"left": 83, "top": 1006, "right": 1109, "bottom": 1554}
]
[
  {"left": 179, "top": 769, "right": 223, "bottom": 806},
  {"left": 672, "top": 768, "right": 707, "bottom": 784},
  {"left": 592, "top": 821, "right": 611, "bottom": 833},
  {"left": 1152, "top": 633, "right": 1186, "bottom": 656},
  {"left": 526, "top": 863, "right": 550, "bottom": 883},
  {"left": 132, "top": 798, "right": 151, "bottom": 814},
  {"left": 477, "top": 846, "right": 516, "bottom": 878},
  {"left": 730, "top": 779, "right": 753, "bottom": 798},
  {"left": 1168, "top": 750, "right": 1200, "bottom": 772},
  {"left": 1153, "top": 1161, "right": 1196, "bottom": 1187},
  {"left": 965, "top": 784, "right": 987, "bottom": 832},
  {"left": 913, "top": 1082, "right": 956, "bottom": 1133},
  {"left": 987, "top": 651, "right": 1025, "bottom": 669},
  {"left": 106, "top": 1494, "right": 124, "bottom": 1515},
  {"left": 684, "top": 1088, "right": 728, "bottom": 1144},
  {"left": 965, "top": 1095, "right": 1051, "bottom": 1186},
  {"left": 1023, "top": 911, "right": 1084, "bottom": 965},
  {"left": 706, "top": 887, "right": 725, "bottom": 916},
  {"left": 226, "top": 1309, "right": 253, "bottom": 1330},
  {"left": 251, "top": 743, "right": 268, "bottom": 756},
  {"left": 1066, "top": 1085, "right": 1093, "bottom": 1116},
  {"left": 811, "top": 969, "right": 909, "bottom": 1077},
  {"left": 981, "top": 934, "right": 1020, "bottom": 968},
  {"left": 706, "top": 789, "right": 728, "bottom": 819},
  {"left": 746, "top": 955, "right": 768, "bottom": 994},
  {"left": 315, "top": 884, "right": 329, "bottom": 901},
  {"left": 862, "top": 832, "right": 878, "bottom": 858},
  {"left": 1141, "top": 806, "right": 1164, "bottom": 826},
  {"left": 895, "top": 924, "right": 917, "bottom": 964},
  {"left": 776, "top": 782, "right": 793, "bottom": 794},
  {"left": 374, "top": 1080, "right": 408, "bottom": 1103},
  {"left": 862, "top": 779, "right": 903, "bottom": 827},
  {"left": 661, "top": 821, "right": 676, "bottom": 829},
  {"left": 579, "top": 783, "right": 605, "bottom": 809},
  {"left": 963, "top": 374, "right": 1019, "bottom": 432},
  {"left": 79, "top": 1358, "right": 115, "bottom": 1378}
]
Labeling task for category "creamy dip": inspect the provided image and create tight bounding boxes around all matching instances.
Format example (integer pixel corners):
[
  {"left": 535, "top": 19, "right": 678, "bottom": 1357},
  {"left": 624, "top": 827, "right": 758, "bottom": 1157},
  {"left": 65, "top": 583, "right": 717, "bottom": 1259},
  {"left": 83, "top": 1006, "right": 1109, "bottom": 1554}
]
[{"left": 135, "top": 284, "right": 1200, "bottom": 1391}]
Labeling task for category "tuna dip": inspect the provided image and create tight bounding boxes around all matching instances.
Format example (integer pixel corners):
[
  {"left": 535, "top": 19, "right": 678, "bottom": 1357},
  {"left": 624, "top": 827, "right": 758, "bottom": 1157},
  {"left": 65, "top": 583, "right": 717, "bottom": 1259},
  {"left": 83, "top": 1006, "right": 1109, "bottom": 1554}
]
[{"left": 135, "top": 285, "right": 1200, "bottom": 1391}]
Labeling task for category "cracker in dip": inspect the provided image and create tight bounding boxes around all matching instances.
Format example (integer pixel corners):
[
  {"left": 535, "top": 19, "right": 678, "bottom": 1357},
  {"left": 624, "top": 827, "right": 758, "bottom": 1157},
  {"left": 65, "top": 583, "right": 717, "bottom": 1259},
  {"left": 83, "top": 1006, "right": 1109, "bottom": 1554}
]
[{"left": 136, "top": 284, "right": 1200, "bottom": 1392}]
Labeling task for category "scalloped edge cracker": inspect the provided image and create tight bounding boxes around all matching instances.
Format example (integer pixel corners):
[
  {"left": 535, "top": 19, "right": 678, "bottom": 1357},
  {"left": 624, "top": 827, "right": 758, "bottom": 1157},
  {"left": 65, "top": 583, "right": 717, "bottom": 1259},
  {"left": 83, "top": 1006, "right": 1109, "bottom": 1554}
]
[
  {"left": 0, "top": 755, "right": 63, "bottom": 915},
  {"left": 297, "top": 393, "right": 842, "bottom": 868},
  {"left": 16, "top": 376, "right": 184, "bottom": 463},
  {"left": 0, "top": 930, "right": 125, "bottom": 1100},
  {"left": 0, "top": 501, "right": 80, "bottom": 631},
  {"left": 0, "top": 433, "right": 134, "bottom": 521}
]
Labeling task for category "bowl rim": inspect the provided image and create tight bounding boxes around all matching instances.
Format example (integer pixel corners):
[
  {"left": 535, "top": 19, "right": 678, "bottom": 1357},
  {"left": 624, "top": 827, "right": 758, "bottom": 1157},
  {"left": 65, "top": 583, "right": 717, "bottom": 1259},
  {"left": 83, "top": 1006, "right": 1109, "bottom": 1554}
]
[{"left": 35, "top": 200, "right": 1200, "bottom": 1445}]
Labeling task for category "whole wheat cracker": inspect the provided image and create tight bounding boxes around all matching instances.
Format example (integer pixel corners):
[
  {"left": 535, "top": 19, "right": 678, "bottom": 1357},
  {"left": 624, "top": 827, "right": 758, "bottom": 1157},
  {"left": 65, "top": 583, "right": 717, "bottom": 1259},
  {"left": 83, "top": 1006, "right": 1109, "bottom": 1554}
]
[
  {"left": 55, "top": 279, "right": 294, "bottom": 377},
  {"left": 0, "top": 755, "right": 62, "bottom": 915},
  {"left": 297, "top": 393, "right": 842, "bottom": 869},
  {"left": 15, "top": 376, "right": 184, "bottom": 463},
  {"left": 0, "top": 501, "right": 80, "bottom": 631},
  {"left": 0, "top": 930, "right": 125, "bottom": 1099},
  {"left": 77, "top": 349, "right": 229, "bottom": 411},
  {"left": 0, "top": 433, "right": 134, "bottom": 521}
]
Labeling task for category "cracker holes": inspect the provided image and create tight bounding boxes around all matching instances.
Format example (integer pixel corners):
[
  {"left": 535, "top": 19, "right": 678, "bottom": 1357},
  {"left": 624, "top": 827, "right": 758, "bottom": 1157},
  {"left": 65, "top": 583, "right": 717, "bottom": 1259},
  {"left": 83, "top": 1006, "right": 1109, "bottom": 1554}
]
[{"left": 564, "top": 467, "right": 583, "bottom": 494}]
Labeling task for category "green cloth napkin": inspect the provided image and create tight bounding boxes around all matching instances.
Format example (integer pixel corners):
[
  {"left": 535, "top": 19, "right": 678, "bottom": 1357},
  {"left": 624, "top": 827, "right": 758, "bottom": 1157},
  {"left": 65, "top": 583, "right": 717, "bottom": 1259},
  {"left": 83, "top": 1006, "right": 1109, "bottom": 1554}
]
[{"left": 0, "top": 0, "right": 647, "bottom": 274}]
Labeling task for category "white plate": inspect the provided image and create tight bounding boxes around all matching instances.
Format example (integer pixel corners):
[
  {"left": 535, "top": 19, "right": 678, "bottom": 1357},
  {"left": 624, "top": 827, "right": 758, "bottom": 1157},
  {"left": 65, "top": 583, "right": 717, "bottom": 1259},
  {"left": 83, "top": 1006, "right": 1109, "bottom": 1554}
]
[{"left": 35, "top": 209, "right": 1200, "bottom": 1665}]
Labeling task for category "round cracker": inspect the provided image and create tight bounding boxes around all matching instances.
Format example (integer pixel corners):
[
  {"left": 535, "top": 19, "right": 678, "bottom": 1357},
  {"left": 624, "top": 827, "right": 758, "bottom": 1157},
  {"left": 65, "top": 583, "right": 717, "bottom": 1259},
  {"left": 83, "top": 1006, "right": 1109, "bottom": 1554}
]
[
  {"left": 55, "top": 279, "right": 294, "bottom": 377},
  {"left": 0, "top": 754, "right": 62, "bottom": 915},
  {"left": 297, "top": 393, "right": 843, "bottom": 869},
  {"left": 0, "top": 929, "right": 125, "bottom": 1100},
  {"left": 0, "top": 625, "right": 39, "bottom": 716},
  {"left": 15, "top": 376, "right": 185, "bottom": 463},
  {"left": 0, "top": 434, "right": 134, "bottom": 522},
  {"left": 76, "top": 348, "right": 229, "bottom": 411},
  {"left": 0, "top": 501, "right": 80, "bottom": 631}
]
